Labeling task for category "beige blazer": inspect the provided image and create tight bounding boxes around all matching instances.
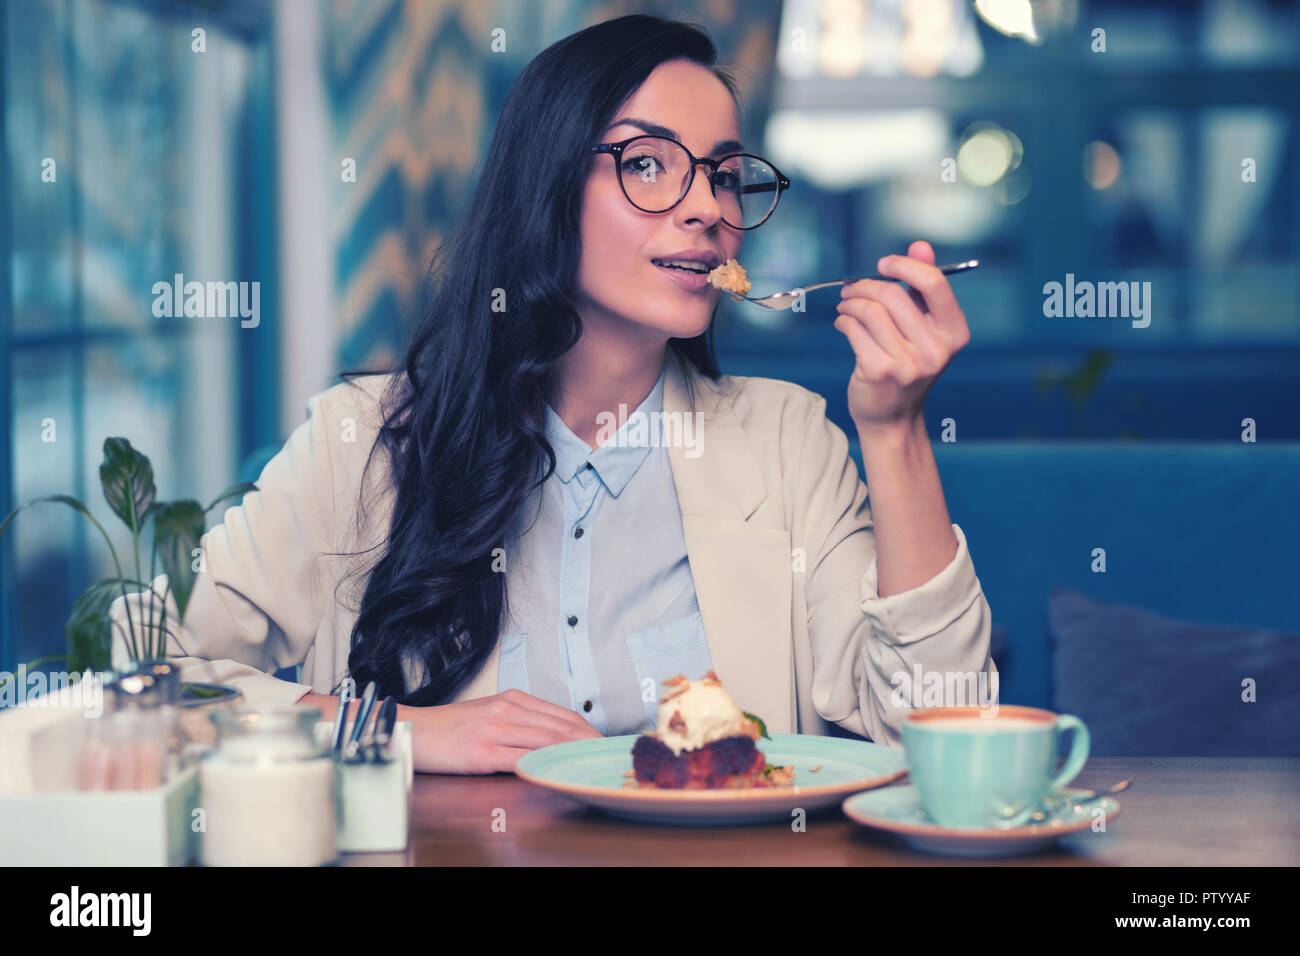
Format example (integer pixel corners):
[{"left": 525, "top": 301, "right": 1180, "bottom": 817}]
[{"left": 111, "top": 354, "right": 996, "bottom": 748}]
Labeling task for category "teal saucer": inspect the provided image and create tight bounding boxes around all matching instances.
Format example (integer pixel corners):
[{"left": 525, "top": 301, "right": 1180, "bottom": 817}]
[{"left": 842, "top": 784, "right": 1122, "bottom": 857}]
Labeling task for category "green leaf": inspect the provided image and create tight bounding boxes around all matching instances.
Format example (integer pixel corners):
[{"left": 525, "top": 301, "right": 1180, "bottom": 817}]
[
  {"left": 99, "top": 438, "right": 156, "bottom": 534},
  {"left": 1, "top": 494, "right": 93, "bottom": 543},
  {"left": 151, "top": 499, "right": 205, "bottom": 620},
  {"left": 23, "top": 654, "right": 70, "bottom": 669},
  {"left": 0, "top": 494, "right": 129, "bottom": 588},
  {"left": 204, "top": 482, "right": 257, "bottom": 514},
  {"left": 1063, "top": 349, "right": 1113, "bottom": 409},
  {"left": 66, "top": 579, "right": 141, "bottom": 672},
  {"left": 743, "top": 711, "right": 771, "bottom": 740}
]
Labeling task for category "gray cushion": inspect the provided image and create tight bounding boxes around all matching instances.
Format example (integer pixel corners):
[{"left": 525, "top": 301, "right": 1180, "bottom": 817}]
[{"left": 1050, "top": 587, "right": 1300, "bottom": 756}]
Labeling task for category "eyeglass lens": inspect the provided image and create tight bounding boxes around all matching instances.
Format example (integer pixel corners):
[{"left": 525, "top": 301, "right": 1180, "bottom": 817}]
[{"left": 618, "top": 137, "right": 780, "bottom": 229}]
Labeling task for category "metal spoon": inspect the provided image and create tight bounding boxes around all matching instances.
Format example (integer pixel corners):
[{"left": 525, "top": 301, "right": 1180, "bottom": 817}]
[
  {"left": 726, "top": 259, "right": 980, "bottom": 310},
  {"left": 1026, "top": 778, "right": 1133, "bottom": 824}
]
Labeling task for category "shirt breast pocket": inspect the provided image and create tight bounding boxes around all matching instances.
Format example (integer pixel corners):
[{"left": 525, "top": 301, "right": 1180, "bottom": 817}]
[
  {"left": 497, "top": 631, "right": 529, "bottom": 695},
  {"left": 624, "top": 611, "right": 713, "bottom": 726}
]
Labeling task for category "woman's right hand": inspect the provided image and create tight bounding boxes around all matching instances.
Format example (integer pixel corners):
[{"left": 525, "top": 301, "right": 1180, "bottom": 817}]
[{"left": 401, "top": 689, "right": 603, "bottom": 774}]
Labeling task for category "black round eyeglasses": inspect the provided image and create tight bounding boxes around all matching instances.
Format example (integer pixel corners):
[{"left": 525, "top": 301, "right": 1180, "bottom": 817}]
[{"left": 591, "top": 135, "right": 791, "bottom": 230}]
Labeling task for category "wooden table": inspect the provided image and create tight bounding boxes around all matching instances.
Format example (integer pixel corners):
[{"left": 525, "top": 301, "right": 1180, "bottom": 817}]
[{"left": 342, "top": 756, "right": 1300, "bottom": 866}]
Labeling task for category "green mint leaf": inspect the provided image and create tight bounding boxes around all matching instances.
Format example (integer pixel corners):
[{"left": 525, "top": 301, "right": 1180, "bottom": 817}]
[{"left": 743, "top": 711, "right": 770, "bottom": 739}]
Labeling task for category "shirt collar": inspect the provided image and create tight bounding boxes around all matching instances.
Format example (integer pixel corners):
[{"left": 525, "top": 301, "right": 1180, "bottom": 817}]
[{"left": 544, "top": 361, "right": 666, "bottom": 497}]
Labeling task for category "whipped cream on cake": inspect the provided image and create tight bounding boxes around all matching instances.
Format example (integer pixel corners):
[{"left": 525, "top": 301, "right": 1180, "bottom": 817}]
[
  {"left": 627, "top": 671, "right": 794, "bottom": 789},
  {"left": 654, "top": 673, "right": 755, "bottom": 756}
]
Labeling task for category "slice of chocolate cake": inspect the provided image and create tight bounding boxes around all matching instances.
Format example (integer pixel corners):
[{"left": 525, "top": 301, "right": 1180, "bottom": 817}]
[{"left": 629, "top": 672, "right": 791, "bottom": 789}]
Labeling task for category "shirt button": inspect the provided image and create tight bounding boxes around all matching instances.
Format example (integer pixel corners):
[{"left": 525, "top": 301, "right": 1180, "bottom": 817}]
[
  {"left": 583, "top": 700, "right": 593, "bottom": 712},
  {"left": 573, "top": 527, "right": 584, "bottom": 539},
  {"left": 567, "top": 615, "right": 578, "bottom": 627}
]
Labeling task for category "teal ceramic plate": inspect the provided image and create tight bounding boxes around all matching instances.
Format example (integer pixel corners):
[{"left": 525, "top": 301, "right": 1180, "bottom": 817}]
[
  {"left": 842, "top": 785, "right": 1123, "bottom": 857},
  {"left": 515, "top": 734, "right": 907, "bottom": 825}
]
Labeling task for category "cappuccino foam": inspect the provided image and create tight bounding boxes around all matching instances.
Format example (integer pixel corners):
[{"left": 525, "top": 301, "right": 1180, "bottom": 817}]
[{"left": 915, "top": 716, "right": 1048, "bottom": 732}]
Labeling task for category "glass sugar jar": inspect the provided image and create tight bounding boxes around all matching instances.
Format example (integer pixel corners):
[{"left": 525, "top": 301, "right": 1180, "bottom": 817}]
[{"left": 199, "top": 704, "right": 340, "bottom": 866}]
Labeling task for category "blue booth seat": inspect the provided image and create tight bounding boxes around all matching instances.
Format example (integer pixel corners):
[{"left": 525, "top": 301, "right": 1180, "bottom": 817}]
[{"left": 929, "top": 441, "right": 1300, "bottom": 753}]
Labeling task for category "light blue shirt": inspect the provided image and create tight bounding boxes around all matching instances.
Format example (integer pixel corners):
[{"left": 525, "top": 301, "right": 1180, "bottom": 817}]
[{"left": 498, "top": 360, "right": 713, "bottom": 736}]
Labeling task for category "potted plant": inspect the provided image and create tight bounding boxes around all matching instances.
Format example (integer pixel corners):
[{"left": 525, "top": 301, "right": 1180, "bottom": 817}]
[{"left": 0, "top": 437, "right": 255, "bottom": 705}]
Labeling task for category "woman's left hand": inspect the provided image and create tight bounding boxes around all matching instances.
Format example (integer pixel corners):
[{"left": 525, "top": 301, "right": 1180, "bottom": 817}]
[{"left": 833, "top": 240, "right": 971, "bottom": 434}]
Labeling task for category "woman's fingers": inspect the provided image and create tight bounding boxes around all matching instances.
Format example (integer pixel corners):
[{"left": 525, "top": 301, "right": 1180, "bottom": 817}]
[
  {"left": 495, "top": 746, "right": 537, "bottom": 774},
  {"left": 906, "top": 238, "right": 936, "bottom": 264},
  {"left": 834, "top": 309, "right": 899, "bottom": 380},
  {"left": 835, "top": 298, "right": 927, "bottom": 381},
  {"left": 492, "top": 706, "right": 598, "bottom": 749},
  {"left": 840, "top": 265, "right": 966, "bottom": 372},
  {"left": 500, "top": 689, "right": 602, "bottom": 735},
  {"left": 499, "top": 687, "right": 574, "bottom": 718},
  {"left": 413, "top": 692, "right": 601, "bottom": 774},
  {"left": 875, "top": 254, "right": 969, "bottom": 345},
  {"left": 494, "top": 720, "right": 578, "bottom": 749},
  {"left": 838, "top": 281, "right": 933, "bottom": 364}
]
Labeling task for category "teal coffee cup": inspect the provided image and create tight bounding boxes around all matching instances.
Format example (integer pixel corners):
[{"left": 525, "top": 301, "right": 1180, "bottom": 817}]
[{"left": 900, "top": 705, "right": 1091, "bottom": 829}]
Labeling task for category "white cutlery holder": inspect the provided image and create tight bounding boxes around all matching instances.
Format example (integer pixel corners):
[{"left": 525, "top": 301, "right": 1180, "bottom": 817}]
[{"left": 313, "top": 720, "right": 413, "bottom": 853}]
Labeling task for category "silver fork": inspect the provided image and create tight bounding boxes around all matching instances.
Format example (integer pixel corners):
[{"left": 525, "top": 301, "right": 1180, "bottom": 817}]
[{"left": 727, "top": 259, "right": 979, "bottom": 310}]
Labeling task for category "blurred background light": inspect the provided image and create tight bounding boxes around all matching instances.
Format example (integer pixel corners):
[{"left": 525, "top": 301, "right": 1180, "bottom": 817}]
[
  {"left": 973, "top": 0, "right": 1037, "bottom": 42},
  {"left": 957, "top": 128, "right": 1010, "bottom": 186},
  {"left": 1201, "top": 0, "right": 1297, "bottom": 64},
  {"left": 881, "top": 172, "right": 1003, "bottom": 242},
  {"left": 778, "top": 0, "right": 983, "bottom": 79},
  {"left": 974, "top": 0, "right": 1077, "bottom": 46},
  {"left": 1085, "top": 140, "right": 1121, "bottom": 190},
  {"left": 899, "top": 0, "right": 954, "bottom": 77},
  {"left": 766, "top": 108, "right": 949, "bottom": 188},
  {"left": 817, "top": 0, "right": 867, "bottom": 77},
  {"left": 991, "top": 163, "right": 1032, "bottom": 205},
  {"left": 956, "top": 122, "right": 1022, "bottom": 187}
]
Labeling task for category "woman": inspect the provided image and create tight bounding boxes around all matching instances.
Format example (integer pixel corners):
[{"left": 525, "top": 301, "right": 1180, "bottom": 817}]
[{"left": 115, "top": 14, "right": 994, "bottom": 774}]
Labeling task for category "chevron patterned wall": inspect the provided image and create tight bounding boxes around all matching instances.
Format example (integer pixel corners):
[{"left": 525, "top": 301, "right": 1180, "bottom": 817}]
[{"left": 321, "top": 0, "right": 782, "bottom": 373}]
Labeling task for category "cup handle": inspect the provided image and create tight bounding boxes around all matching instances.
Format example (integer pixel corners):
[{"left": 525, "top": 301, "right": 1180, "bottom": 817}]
[
  {"left": 990, "top": 715, "right": 1093, "bottom": 829},
  {"left": 1046, "top": 714, "right": 1091, "bottom": 793}
]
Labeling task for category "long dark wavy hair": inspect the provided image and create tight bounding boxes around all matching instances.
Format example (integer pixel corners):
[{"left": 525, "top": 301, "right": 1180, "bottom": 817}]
[{"left": 336, "top": 15, "right": 737, "bottom": 706}]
